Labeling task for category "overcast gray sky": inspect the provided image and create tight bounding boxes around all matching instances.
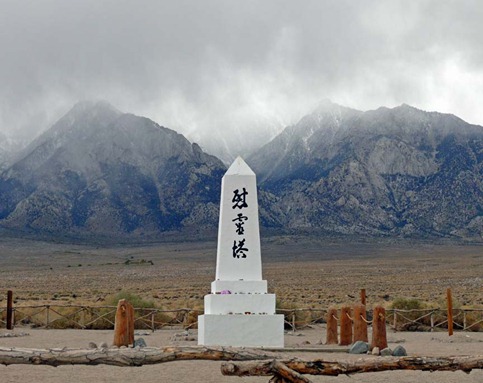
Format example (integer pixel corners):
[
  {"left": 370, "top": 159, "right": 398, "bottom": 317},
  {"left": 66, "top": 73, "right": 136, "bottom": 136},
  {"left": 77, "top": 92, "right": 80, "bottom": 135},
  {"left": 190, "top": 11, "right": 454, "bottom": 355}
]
[{"left": 1, "top": 0, "right": 482, "bottom": 142}]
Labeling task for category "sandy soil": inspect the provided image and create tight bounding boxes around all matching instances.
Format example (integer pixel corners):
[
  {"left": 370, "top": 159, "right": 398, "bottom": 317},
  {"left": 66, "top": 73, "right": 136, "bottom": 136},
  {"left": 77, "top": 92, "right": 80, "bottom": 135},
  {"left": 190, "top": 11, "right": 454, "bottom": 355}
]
[
  {"left": 1, "top": 325, "right": 482, "bottom": 383},
  {"left": 1, "top": 237, "right": 482, "bottom": 381},
  {"left": 1, "top": 238, "right": 482, "bottom": 311}
]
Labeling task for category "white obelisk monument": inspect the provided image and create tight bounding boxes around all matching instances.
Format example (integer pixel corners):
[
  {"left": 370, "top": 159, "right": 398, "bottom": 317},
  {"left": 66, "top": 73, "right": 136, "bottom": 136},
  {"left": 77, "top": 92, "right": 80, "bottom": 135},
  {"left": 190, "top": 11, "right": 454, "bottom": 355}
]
[{"left": 198, "top": 157, "right": 284, "bottom": 347}]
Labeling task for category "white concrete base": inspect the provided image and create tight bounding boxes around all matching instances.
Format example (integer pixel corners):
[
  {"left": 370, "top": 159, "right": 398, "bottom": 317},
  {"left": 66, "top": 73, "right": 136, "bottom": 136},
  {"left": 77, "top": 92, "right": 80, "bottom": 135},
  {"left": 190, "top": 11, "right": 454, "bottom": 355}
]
[
  {"left": 198, "top": 314, "right": 284, "bottom": 347},
  {"left": 211, "top": 280, "right": 267, "bottom": 294},
  {"left": 204, "top": 294, "right": 276, "bottom": 315}
]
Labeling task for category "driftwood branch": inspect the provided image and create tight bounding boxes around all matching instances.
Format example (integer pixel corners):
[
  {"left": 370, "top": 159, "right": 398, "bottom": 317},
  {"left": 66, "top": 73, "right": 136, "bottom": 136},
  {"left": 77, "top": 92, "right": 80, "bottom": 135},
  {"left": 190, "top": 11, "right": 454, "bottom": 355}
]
[
  {"left": 221, "top": 355, "right": 483, "bottom": 377},
  {"left": 270, "top": 360, "right": 313, "bottom": 383},
  {"left": 224, "top": 360, "right": 314, "bottom": 383},
  {"left": 0, "top": 346, "right": 275, "bottom": 367}
]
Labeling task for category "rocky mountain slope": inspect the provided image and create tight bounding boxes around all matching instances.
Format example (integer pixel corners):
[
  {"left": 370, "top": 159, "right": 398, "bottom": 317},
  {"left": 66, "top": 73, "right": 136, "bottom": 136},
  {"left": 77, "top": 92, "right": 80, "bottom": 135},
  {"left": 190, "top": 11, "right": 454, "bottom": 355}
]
[
  {"left": 1, "top": 100, "right": 481, "bottom": 241},
  {"left": 0, "top": 101, "right": 225, "bottom": 238},
  {"left": 249, "top": 100, "right": 482, "bottom": 239}
]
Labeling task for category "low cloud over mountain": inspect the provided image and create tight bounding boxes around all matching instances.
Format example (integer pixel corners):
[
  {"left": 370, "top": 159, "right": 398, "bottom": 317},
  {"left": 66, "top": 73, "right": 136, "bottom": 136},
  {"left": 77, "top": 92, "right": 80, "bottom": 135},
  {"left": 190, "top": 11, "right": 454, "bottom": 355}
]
[
  {"left": 1, "top": 100, "right": 481, "bottom": 241},
  {"left": 0, "top": 101, "right": 225, "bottom": 238},
  {"left": 249, "top": 100, "right": 482, "bottom": 239}
]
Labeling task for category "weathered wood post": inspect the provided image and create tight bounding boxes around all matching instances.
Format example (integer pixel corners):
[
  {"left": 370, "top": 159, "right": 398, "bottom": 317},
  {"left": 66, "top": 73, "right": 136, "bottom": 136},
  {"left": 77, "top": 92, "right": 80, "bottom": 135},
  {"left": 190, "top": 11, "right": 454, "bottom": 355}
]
[
  {"left": 128, "top": 304, "right": 134, "bottom": 341},
  {"left": 182, "top": 309, "right": 188, "bottom": 329},
  {"left": 46, "top": 305, "right": 50, "bottom": 328},
  {"left": 113, "top": 299, "right": 135, "bottom": 347},
  {"left": 6, "top": 290, "right": 14, "bottom": 330},
  {"left": 371, "top": 305, "right": 388, "bottom": 350},
  {"left": 353, "top": 304, "right": 368, "bottom": 342},
  {"left": 339, "top": 306, "right": 352, "bottom": 346},
  {"left": 447, "top": 288, "right": 453, "bottom": 336},
  {"left": 326, "top": 308, "right": 338, "bottom": 345},
  {"left": 360, "top": 289, "right": 366, "bottom": 306},
  {"left": 80, "top": 307, "right": 86, "bottom": 329}
]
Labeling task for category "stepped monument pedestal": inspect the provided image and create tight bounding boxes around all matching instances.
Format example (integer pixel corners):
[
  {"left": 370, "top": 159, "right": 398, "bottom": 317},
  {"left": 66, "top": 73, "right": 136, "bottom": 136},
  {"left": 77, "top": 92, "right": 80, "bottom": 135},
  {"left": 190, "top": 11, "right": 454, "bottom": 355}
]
[{"left": 198, "top": 157, "right": 284, "bottom": 348}]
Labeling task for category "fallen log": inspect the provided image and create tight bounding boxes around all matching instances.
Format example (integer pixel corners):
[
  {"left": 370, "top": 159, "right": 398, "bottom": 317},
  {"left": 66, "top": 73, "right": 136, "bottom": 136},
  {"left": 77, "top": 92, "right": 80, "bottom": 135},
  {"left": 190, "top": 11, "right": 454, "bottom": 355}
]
[
  {"left": 0, "top": 346, "right": 275, "bottom": 367},
  {"left": 270, "top": 360, "right": 313, "bottom": 383},
  {"left": 224, "top": 360, "right": 314, "bottom": 383},
  {"left": 221, "top": 355, "right": 483, "bottom": 377}
]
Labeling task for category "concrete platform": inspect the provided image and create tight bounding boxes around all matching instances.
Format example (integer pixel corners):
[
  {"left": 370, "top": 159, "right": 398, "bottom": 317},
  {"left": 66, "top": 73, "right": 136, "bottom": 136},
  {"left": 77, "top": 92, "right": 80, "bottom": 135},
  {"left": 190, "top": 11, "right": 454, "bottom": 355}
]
[
  {"left": 198, "top": 314, "right": 284, "bottom": 347},
  {"left": 211, "top": 280, "right": 267, "bottom": 294},
  {"left": 204, "top": 293, "right": 276, "bottom": 314}
]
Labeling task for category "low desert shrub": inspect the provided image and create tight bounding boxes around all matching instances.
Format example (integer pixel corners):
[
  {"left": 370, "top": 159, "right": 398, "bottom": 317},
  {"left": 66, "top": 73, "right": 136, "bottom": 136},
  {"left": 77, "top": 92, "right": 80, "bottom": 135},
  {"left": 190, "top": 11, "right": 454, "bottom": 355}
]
[
  {"left": 107, "top": 291, "right": 155, "bottom": 309},
  {"left": 461, "top": 310, "right": 482, "bottom": 332},
  {"left": 389, "top": 297, "right": 431, "bottom": 330},
  {"left": 390, "top": 297, "right": 425, "bottom": 311}
]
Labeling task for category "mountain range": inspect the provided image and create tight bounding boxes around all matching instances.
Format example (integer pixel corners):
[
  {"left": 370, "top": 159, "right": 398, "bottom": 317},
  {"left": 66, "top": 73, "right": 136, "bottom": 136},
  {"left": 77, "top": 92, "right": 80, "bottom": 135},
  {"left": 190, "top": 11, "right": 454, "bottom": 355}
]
[
  {"left": 0, "top": 100, "right": 481, "bottom": 241},
  {"left": 249, "top": 100, "right": 482, "bottom": 238},
  {"left": 0, "top": 101, "right": 225, "bottom": 238}
]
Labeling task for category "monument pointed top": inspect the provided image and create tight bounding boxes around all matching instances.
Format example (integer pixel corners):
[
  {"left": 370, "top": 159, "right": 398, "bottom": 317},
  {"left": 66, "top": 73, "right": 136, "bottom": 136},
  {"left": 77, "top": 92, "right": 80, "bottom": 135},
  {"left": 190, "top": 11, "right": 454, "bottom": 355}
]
[{"left": 225, "top": 156, "right": 255, "bottom": 176}]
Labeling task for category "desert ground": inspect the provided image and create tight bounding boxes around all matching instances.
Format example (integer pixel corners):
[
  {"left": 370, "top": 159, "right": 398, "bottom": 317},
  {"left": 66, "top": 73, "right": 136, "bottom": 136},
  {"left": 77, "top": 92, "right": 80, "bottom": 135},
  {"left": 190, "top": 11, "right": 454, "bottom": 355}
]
[
  {"left": 0, "top": 235, "right": 481, "bottom": 310},
  {"left": 0, "top": 235, "right": 482, "bottom": 382},
  {"left": 1, "top": 325, "right": 482, "bottom": 382}
]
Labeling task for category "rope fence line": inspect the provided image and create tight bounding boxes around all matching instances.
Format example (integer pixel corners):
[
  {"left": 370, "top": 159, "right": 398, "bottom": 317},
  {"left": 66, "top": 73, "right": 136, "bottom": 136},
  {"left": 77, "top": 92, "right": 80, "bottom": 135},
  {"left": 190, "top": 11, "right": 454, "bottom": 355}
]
[
  {"left": 1, "top": 305, "right": 200, "bottom": 331},
  {"left": 388, "top": 308, "right": 483, "bottom": 332},
  {"left": 360, "top": 315, "right": 372, "bottom": 325},
  {"left": 1, "top": 305, "right": 481, "bottom": 332}
]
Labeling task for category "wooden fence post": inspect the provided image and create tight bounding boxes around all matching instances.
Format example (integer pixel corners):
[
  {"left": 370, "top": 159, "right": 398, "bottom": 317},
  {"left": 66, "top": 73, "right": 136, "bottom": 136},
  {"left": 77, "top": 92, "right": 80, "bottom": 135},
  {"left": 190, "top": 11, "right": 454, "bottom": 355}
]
[
  {"left": 360, "top": 289, "right": 366, "bottom": 306},
  {"left": 6, "top": 290, "right": 13, "bottom": 330},
  {"left": 113, "top": 299, "right": 135, "bottom": 347},
  {"left": 128, "top": 304, "right": 134, "bottom": 343},
  {"left": 182, "top": 309, "right": 187, "bottom": 329},
  {"left": 447, "top": 288, "right": 453, "bottom": 336},
  {"left": 339, "top": 306, "right": 352, "bottom": 346},
  {"left": 353, "top": 304, "right": 368, "bottom": 342},
  {"left": 326, "top": 308, "right": 338, "bottom": 345},
  {"left": 46, "top": 305, "right": 50, "bottom": 328},
  {"left": 371, "top": 305, "right": 387, "bottom": 350},
  {"left": 80, "top": 307, "right": 85, "bottom": 329}
]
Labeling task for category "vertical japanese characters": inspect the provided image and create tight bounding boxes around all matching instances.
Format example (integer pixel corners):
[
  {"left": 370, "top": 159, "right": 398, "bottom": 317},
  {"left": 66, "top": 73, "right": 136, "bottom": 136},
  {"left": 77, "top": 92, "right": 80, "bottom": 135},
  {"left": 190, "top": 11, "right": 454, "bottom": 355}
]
[{"left": 232, "top": 188, "right": 249, "bottom": 258}]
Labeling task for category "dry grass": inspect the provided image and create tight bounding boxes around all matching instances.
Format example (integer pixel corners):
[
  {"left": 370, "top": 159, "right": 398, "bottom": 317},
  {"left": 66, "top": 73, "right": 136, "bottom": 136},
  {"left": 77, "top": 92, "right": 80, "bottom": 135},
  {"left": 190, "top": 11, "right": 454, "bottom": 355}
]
[{"left": 0, "top": 236, "right": 481, "bottom": 315}]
